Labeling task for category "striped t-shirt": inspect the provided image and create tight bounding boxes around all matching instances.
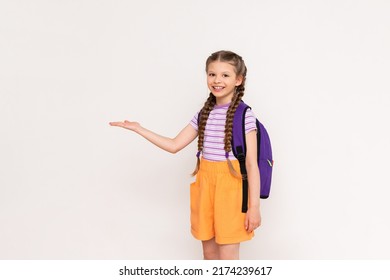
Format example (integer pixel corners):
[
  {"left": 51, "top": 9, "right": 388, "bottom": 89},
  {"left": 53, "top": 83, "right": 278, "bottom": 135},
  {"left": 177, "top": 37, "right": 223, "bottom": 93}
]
[{"left": 190, "top": 102, "right": 257, "bottom": 162}]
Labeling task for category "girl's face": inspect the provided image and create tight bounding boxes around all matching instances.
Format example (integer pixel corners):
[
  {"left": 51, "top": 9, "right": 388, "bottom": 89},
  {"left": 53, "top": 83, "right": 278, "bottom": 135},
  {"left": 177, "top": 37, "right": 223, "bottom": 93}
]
[{"left": 207, "top": 61, "right": 243, "bottom": 105}]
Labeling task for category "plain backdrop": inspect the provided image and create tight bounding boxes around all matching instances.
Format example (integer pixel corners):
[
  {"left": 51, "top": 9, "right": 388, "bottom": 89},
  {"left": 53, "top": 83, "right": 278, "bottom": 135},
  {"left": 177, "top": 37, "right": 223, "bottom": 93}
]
[{"left": 1, "top": 0, "right": 389, "bottom": 259}]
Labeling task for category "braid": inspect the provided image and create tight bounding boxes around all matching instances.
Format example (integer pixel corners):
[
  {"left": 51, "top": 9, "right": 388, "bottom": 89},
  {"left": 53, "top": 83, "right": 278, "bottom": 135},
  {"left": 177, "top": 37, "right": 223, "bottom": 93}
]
[
  {"left": 191, "top": 93, "right": 216, "bottom": 176},
  {"left": 224, "top": 83, "right": 246, "bottom": 178}
]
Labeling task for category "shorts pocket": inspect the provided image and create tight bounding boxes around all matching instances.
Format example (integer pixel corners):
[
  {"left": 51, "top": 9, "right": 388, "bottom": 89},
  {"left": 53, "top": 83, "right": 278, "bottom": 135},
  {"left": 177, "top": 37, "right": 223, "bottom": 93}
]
[
  {"left": 190, "top": 181, "right": 199, "bottom": 210},
  {"left": 190, "top": 181, "right": 200, "bottom": 230}
]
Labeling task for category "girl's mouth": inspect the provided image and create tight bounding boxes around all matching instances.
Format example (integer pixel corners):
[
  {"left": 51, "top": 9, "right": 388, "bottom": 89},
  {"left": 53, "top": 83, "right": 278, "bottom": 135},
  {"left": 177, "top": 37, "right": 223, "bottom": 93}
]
[{"left": 212, "top": 86, "right": 225, "bottom": 91}]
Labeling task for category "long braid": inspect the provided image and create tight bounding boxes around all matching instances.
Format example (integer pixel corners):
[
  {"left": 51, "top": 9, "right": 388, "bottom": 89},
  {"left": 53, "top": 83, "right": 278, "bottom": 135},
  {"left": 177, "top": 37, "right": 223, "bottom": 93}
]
[
  {"left": 191, "top": 93, "right": 216, "bottom": 176},
  {"left": 225, "top": 83, "right": 246, "bottom": 178}
]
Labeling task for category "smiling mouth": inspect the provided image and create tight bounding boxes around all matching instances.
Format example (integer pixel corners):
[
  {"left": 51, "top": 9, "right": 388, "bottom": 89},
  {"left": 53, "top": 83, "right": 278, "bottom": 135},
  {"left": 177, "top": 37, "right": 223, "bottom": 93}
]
[{"left": 213, "top": 86, "right": 225, "bottom": 90}]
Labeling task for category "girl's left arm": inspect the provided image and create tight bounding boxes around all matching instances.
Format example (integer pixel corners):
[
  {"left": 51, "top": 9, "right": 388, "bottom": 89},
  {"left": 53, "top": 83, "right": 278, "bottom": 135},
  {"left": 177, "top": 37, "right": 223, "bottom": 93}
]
[{"left": 244, "top": 130, "right": 261, "bottom": 233}]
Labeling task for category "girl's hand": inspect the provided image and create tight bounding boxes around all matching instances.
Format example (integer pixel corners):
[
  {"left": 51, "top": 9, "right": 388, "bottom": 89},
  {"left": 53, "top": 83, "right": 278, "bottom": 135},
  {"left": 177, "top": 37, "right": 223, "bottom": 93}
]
[
  {"left": 109, "top": 120, "right": 141, "bottom": 132},
  {"left": 245, "top": 206, "right": 261, "bottom": 233}
]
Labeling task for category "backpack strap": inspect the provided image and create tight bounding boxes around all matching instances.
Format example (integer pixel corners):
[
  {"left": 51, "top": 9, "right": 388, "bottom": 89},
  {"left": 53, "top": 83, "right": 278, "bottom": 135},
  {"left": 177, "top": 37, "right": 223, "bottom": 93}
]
[{"left": 232, "top": 101, "right": 251, "bottom": 213}]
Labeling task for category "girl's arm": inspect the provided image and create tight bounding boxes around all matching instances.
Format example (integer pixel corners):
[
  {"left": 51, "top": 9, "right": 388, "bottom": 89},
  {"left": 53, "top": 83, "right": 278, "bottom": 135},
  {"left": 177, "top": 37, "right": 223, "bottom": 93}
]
[
  {"left": 109, "top": 121, "right": 198, "bottom": 154},
  {"left": 244, "top": 130, "right": 261, "bottom": 232}
]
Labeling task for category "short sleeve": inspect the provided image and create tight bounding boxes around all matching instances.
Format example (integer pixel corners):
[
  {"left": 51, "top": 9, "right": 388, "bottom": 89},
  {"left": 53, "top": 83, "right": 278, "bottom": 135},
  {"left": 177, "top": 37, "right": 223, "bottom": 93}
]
[
  {"left": 190, "top": 112, "right": 199, "bottom": 131},
  {"left": 245, "top": 109, "right": 257, "bottom": 134}
]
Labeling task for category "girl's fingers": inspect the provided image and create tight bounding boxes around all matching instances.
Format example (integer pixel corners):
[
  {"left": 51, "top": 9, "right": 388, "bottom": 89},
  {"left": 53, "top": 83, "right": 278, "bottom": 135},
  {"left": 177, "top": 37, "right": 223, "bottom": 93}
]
[
  {"left": 248, "top": 223, "right": 256, "bottom": 233},
  {"left": 109, "top": 121, "right": 139, "bottom": 132},
  {"left": 109, "top": 122, "right": 124, "bottom": 127},
  {"left": 110, "top": 121, "right": 131, "bottom": 126},
  {"left": 246, "top": 220, "right": 261, "bottom": 233},
  {"left": 245, "top": 217, "right": 257, "bottom": 232}
]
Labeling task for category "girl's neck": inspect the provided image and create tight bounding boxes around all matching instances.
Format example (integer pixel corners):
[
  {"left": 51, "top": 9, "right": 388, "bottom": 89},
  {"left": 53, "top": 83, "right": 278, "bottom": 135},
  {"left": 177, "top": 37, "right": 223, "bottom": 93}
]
[
  {"left": 215, "top": 93, "right": 235, "bottom": 107},
  {"left": 214, "top": 101, "right": 231, "bottom": 108},
  {"left": 215, "top": 97, "right": 233, "bottom": 107}
]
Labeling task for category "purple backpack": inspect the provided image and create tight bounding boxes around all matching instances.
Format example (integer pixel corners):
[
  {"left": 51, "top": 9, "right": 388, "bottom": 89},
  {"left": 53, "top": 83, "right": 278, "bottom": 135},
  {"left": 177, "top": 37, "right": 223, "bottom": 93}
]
[{"left": 232, "top": 101, "right": 273, "bottom": 213}]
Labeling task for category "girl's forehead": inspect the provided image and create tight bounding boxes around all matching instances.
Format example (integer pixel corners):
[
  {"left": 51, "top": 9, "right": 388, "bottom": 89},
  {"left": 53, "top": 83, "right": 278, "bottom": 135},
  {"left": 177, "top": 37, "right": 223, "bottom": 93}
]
[{"left": 207, "top": 61, "right": 235, "bottom": 73}]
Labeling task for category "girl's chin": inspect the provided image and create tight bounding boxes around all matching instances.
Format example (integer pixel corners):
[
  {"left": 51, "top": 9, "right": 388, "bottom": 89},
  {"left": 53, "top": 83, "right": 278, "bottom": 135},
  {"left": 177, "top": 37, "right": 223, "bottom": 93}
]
[
  {"left": 211, "top": 91, "right": 234, "bottom": 97},
  {"left": 211, "top": 90, "right": 231, "bottom": 97}
]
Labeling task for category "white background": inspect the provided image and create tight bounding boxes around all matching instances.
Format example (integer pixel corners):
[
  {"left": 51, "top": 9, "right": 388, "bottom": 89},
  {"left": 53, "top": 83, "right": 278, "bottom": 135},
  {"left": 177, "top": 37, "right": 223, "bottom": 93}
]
[{"left": 1, "top": 0, "right": 389, "bottom": 259}]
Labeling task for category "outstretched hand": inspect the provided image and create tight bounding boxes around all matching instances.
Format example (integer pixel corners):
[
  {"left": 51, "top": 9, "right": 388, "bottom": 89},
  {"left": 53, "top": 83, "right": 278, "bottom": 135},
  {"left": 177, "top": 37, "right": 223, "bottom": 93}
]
[{"left": 109, "top": 120, "right": 141, "bottom": 132}]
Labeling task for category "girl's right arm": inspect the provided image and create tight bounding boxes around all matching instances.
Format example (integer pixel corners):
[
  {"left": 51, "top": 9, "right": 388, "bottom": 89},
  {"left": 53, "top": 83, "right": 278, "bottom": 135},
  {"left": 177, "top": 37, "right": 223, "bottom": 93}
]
[{"left": 109, "top": 120, "right": 198, "bottom": 154}]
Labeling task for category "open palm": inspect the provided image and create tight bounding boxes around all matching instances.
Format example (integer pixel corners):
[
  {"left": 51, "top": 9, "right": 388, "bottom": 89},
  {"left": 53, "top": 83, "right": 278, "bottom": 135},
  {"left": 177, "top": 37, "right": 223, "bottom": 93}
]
[{"left": 109, "top": 120, "right": 140, "bottom": 131}]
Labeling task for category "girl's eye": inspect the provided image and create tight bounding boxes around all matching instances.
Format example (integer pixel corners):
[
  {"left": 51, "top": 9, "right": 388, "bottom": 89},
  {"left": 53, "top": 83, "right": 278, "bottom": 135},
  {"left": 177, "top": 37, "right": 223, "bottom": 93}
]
[
  {"left": 208, "top": 73, "right": 215, "bottom": 77},
  {"left": 223, "top": 74, "right": 229, "bottom": 77}
]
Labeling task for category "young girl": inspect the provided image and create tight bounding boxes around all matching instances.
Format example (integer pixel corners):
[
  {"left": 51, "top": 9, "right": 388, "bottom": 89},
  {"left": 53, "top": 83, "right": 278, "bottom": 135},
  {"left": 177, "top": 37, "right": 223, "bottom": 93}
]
[{"left": 109, "top": 50, "right": 261, "bottom": 260}]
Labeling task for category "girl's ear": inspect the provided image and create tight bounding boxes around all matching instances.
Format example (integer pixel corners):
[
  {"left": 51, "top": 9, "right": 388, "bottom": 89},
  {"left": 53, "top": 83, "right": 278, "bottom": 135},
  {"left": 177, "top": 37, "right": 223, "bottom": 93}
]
[{"left": 235, "top": 75, "right": 244, "bottom": 86}]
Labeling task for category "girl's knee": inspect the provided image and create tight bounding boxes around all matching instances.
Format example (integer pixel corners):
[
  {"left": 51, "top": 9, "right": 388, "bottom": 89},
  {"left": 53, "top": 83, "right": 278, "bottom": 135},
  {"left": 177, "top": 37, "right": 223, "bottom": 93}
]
[
  {"left": 202, "top": 238, "right": 219, "bottom": 260},
  {"left": 203, "top": 249, "right": 219, "bottom": 260}
]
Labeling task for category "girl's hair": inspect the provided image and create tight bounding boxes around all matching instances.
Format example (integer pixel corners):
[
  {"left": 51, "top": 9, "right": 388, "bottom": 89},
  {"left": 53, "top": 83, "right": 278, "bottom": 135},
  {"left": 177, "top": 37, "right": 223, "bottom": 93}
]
[{"left": 192, "top": 50, "right": 247, "bottom": 177}]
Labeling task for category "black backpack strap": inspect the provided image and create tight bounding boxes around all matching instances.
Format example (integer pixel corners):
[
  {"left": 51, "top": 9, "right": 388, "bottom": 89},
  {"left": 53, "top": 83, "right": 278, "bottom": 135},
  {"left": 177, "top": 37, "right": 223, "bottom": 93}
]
[
  {"left": 235, "top": 146, "right": 248, "bottom": 213},
  {"left": 232, "top": 102, "right": 250, "bottom": 213}
]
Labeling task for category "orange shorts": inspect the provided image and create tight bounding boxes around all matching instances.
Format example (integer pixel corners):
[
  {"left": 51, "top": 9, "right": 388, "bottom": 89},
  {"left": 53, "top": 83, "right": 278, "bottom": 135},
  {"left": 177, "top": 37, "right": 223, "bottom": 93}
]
[{"left": 190, "top": 159, "right": 254, "bottom": 244}]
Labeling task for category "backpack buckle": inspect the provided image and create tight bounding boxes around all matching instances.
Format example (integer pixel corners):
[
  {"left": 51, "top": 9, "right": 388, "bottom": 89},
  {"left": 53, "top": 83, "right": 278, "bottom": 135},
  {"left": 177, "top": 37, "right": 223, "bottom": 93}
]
[
  {"left": 236, "top": 153, "right": 246, "bottom": 162},
  {"left": 235, "top": 146, "right": 246, "bottom": 162}
]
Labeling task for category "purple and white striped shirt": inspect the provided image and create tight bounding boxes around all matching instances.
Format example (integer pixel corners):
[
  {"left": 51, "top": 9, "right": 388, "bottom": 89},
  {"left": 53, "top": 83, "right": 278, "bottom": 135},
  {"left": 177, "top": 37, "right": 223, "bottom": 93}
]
[{"left": 190, "top": 102, "right": 257, "bottom": 162}]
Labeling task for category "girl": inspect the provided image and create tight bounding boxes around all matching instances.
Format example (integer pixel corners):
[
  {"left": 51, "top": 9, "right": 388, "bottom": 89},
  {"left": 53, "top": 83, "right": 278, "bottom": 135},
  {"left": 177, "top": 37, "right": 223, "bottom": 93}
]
[{"left": 109, "top": 50, "right": 261, "bottom": 260}]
